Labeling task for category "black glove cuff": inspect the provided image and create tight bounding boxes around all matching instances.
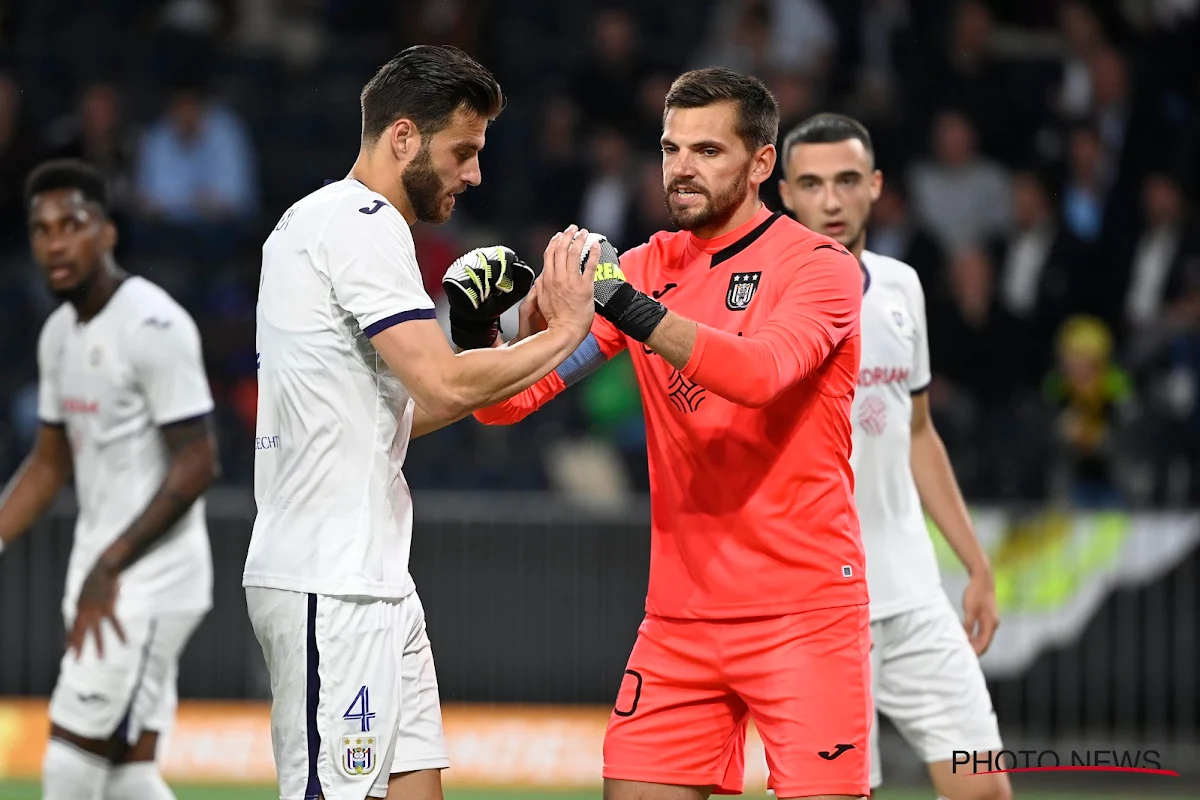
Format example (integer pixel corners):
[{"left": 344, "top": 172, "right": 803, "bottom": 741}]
[
  {"left": 451, "top": 314, "right": 500, "bottom": 350},
  {"left": 599, "top": 282, "right": 668, "bottom": 343}
]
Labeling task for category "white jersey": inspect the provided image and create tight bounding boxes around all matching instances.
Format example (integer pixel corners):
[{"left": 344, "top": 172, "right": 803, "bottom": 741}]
[
  {"left": 243, "top": 179, "right": 436, "bottom": 599},
  {"left": 36, "top": 277, "right": 215, "bottom": 620},
  {"left": 852, "top": 250, "right": 943, "bottom": 620}
]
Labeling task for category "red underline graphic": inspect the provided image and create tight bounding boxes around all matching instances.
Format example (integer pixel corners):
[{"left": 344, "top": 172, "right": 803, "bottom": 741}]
[{"left": 971, "top": 767, "right": 1181, "bottom": 777}]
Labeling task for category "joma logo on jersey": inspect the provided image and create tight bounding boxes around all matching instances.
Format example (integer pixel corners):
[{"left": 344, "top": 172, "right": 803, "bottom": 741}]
[
  {"left": 726, "top": 272, "right": 761, "bottom": 311},
  {"left": 858, "top": 366, "right": 910, "bottom": 387}
]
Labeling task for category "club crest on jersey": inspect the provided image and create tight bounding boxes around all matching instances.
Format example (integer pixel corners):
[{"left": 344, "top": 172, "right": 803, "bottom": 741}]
[
  {"left": 726, "top": 272, "right": 761, "bottom": 311},
  {"left": 342, "top": 736, "right": 377, "bottom": 776}
]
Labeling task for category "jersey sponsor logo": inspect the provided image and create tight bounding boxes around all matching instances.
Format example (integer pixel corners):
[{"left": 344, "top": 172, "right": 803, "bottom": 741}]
[
  {"left": 61, "top": 398, "right": 99, "bottom": 415},
  {"left": 857, "top": 394, "right": 888, "bottom": 436},
  {"left": 667, "top": 370, "right": 706, "bottom": 413},
  {"left": 359, "top": 199, "right": 385, "bottom": 215},
  {"left": 255, "top": 436, "right": 281, "bottom": 451},
  {"left": 341, "top": 736, "right": 377, "bottom": 776},
  {"left": 858, "top": 366, "right": 909, "bottom": 387},
  {"left": 726, "top": 272, "right": 761, "bottom": 311}
]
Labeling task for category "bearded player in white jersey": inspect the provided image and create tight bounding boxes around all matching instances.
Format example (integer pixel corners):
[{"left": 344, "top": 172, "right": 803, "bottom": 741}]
[
  {"left": 243, "top": 45, "right": 598, "bottom": 800},
  {"left": 0, "top": 159, "right": 219, "bottom": 800},
  {"left": 779, "top": 114, "right": 1012, "bottom": 800}
]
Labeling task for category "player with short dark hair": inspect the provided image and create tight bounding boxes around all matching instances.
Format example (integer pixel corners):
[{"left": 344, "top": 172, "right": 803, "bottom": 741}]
[
  {"left": 477, "top": 68, "right": 873, "bottom": 800},
  {"left": 1, "top": 157, "right": 220, "bottom": 800},
  {"left": 242, "top": 45, "right": 598, "bottom": 800},
  {"left": 778, "top": 112, "right": 1011, "bottom": 800}
]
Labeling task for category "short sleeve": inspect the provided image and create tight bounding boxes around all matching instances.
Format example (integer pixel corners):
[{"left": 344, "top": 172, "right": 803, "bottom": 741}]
[
  {"left": 906, "top": 272, "right": 932, "bottom": 393},
  {"left": 36, "top": 316, "right": 64, "bottom": 426},
  {"left": 131, "top": 307, "right": 216, "bottom": 426},
  {"left": 323, "top": 200, "right": 436, "bottom": 338}
]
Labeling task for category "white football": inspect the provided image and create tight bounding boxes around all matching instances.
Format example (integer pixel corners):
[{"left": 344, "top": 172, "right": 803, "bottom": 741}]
[{"left": 574, "top": 231, "right": 620, "bottom": 272}]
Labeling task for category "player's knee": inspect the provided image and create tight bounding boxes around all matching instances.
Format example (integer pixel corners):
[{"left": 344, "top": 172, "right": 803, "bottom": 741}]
[
  {"left": 106, "top": 762, "right": 177, "bottom": 800},
  {"left": 937, "top": 774, "right": 1012, "bottom": 800},
  {"left": 42, "top": 737, "right": 109, "bottom": 800}
]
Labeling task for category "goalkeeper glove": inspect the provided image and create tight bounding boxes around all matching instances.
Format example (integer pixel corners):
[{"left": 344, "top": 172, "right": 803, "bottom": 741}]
[
  {"left": 443, "top": 246, "right": 535, "bottom": 349},
  {"left": 585, "top": 233, "right": 667, "bottom": 343}
]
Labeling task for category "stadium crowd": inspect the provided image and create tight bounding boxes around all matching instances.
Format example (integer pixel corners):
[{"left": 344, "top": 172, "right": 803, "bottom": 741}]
[{"left": 0, "top": 0, "right": 1198, "bottom": 508}]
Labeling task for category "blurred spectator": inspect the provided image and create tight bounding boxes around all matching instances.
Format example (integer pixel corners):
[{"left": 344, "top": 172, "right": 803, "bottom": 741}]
[
  {"left": 578, "top": 128, "right": 636, "bottom": 250},
  {"left": 1060, "top": 121, "right": 1111, "bottom": 245},
  {"left": 908, "top": 109, "right": 1013, "bottom": 253},
  {"left": 135, "top": 77, "right": 259, "bottom": 262},
  {"left": 1108, "top": 172, "right": 1200, "bottom": 351},
  {"left": 696, "top": 0, "right": 835, "bottom": 78},
  {"left": 988, "top": 168, "right": 1094, "bottom": 365},
  {"left": 920, "top": 0, "right": 1017, "bottom": 162},
  {"left": 1056, "top": 0, "right": 1109, "bottom": 119},
  {"left": 45, "top": 82, "right": 138, "bottom": 225},
  {"left": 571, "top": 7, "right": 648, "bottom": 132},
  {"left": 928, "top": 247, "right": 1035, "bottom": 415},
  {"left": 0, "top": 71, "right": 42, "bottom": 249},
  {"left": 865, "top": 180, "right": 946, "bottom": 293},
  {"left": 633, "top": 71, "right": 675, "bottom": 145},
  {"left": 529, "top": 96, "right": 587, "bottom": 227},
  {"left": 1042, "top": 315, "right": 1135, "bottom": 507}
]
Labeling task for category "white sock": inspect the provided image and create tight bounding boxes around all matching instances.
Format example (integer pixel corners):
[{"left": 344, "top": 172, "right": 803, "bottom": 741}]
[
  {"left": 105, "top": 762, "right": 177, "bottom": 800},
  {"left": 41, "top": 738, "right": 109, "bottom": 800}
]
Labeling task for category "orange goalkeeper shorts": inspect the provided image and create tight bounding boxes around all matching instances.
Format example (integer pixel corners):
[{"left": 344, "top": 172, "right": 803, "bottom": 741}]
[{"left": 602, "top": 603, "right": 872, "bottom": 798}]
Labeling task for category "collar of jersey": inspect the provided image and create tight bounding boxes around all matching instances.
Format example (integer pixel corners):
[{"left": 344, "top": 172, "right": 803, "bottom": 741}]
[{"left": 685, "top": 203, "right": 774, "bottom": 257}]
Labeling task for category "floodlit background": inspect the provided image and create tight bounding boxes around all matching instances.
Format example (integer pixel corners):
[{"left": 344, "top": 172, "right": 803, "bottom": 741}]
[{"left": 1, "top": 0, "right": 1200, "bottom": 797}]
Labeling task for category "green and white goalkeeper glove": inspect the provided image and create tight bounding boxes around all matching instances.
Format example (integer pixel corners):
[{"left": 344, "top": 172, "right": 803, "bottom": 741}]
[{"left": 443, "top": 245, "right": 535, "bottom": 349}]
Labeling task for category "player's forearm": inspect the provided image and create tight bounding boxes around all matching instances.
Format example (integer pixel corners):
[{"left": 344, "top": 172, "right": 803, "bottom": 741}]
[
  {"left": 0, "top": 456, "right": 68, "bottom": 546},
  {"left": 664, "top": 316, "right": 827, "bottom": 408},
  {"left": 911, "top": 425, "right": 991, "bottom": 579},
  {"left": 100, "top": 422, "right": 217, "bottom": 573},
  {"left": 443, "top": 325, "right": 580, "bottom": 415},
  {"left": 410, "top": 405, "right": 469, "bottom": 439}
]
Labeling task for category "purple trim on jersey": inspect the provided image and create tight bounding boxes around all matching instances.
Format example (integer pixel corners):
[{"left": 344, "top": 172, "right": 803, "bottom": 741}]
[
  {"left": 39, "top": 418, "right": 64, "bottom": 428},
  {"left": 910, "top": 380, "right": 931, "bottom": 396},
  {"left": 305, "top": 594, "right": 322, "bottom": 800},
  {"left": 364, "top": 308, "right": 437, "bottom": 338},
  {"left": 860, "top": 261, "right": 871, "bottom": 295}
]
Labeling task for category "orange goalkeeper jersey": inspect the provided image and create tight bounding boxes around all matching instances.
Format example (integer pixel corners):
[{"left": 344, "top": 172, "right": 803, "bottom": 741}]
[{"left": 476, "top": 205, "right": 867, "bottom": 619}]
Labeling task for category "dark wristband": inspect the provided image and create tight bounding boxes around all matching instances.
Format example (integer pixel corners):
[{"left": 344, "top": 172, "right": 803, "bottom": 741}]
[
  {"left": 596, "top": 282, "right": 668, "bottom": 343},
  {"left": 450, "top": 314, "right": 500, "bottom": 350}
]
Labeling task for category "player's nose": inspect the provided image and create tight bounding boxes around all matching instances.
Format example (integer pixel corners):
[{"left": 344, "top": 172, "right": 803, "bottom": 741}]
[{"left": 462, "top": 159, "right": 482, "bottom": 187}]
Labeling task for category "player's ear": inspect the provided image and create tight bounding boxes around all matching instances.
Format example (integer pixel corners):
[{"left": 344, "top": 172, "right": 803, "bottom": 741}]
[
  {"left": 390, "top": 118, "right": 417, "bottom": 161},
  {"left": 101, "top": 218, "right": 118, "bottom": 252},
  {"left": 753, "top": 144, "right": 777, "bottom": 185},
  {"left": 870, "top": 169, "right": 883, "bottom": 203},
  {"left": 778, "top": 177, "right": 794, "bottom": 213}
]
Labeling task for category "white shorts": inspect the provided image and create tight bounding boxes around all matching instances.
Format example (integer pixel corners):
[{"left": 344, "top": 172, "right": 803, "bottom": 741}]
[
  {"left": 869, "top": 597, "right": 1003, "bottom": 788},
  {"left": 49, "top": 610, "right": 205, "bottom": 744},
  {"left": 246, "top": 587, "right": 449, "bottom": 800}
]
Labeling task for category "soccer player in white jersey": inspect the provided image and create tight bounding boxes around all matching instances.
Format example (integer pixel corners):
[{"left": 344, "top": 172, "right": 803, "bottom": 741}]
[
  {"left": 242, "top": 45, "right": 598, "bottom": 800},
  {"left": 0, "top": 159, "right": 219, "bottom": 800},
  {"left": 779, "top": 114, "right": 1013, "bottom": 800}
]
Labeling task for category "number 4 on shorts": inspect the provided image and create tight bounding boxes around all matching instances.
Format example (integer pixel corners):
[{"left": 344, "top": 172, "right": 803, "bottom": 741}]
[{"left": 344, "top": 685, "right": 376, "bottom": 733}]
